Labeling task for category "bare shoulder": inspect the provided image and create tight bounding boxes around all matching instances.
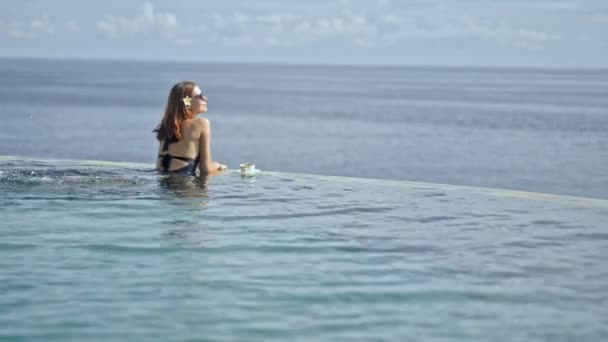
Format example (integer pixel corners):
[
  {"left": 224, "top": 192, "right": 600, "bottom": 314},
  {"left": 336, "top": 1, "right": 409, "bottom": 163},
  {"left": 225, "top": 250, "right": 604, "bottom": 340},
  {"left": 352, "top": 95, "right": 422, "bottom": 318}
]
[{"left": 195, "top": 117, "right": 211, "bottom": 131}]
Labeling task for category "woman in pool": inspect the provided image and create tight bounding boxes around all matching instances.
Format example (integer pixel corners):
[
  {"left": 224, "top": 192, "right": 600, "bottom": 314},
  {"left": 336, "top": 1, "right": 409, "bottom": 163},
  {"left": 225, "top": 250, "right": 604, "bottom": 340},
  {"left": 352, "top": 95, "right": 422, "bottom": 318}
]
[{"left": 154, "top": 81, "right": 227, "bottom": 176}]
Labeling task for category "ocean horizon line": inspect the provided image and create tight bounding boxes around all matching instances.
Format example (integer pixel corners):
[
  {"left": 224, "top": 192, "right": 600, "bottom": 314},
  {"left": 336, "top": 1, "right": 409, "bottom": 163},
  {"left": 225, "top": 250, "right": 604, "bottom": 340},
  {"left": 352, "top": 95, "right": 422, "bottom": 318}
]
[{"left": 2, "top": 55, "right": 607, "bottom": 73}]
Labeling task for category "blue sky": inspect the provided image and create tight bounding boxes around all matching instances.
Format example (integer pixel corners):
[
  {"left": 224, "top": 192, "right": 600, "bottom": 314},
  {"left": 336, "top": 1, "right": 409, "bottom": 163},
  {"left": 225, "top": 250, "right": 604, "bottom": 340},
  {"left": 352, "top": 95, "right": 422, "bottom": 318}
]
[{"left": 1, "top": 0, "right": 607, "bottom": 67}]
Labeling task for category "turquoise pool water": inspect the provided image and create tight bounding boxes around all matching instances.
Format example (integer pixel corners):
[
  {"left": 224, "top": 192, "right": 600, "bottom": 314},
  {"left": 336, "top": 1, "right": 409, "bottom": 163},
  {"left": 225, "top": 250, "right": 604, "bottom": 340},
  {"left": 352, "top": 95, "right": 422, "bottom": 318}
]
[{"left": 1, "top": 157, "right": 607, "bottom": 341}]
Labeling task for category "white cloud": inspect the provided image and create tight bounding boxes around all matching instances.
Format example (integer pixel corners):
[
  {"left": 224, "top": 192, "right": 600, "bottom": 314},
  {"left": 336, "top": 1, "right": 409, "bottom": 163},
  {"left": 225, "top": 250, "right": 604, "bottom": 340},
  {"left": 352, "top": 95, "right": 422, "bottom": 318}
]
[
  {"left": 511, "top": 1, "right": 580, "bottom": 12},
  {"left": 97, "top": 2, "right": 177, "bottom": 39},
  {"left": 185, "top": 8, "right": 558, "bottom": 49},
  {"left": 376, "top": 0, "right": 390, "bottom": 8},
  {"left": 0, "top": 1, "right": 572, "bottom": 49},
  {"left": 0, "top": 14, "right": 79, "bottom": 40},
  {"left": 0, "top": 0, "right": 605, "bottom": 66},
  {"left": 390, "top": 15, "right": 561, "bottom": 44}
]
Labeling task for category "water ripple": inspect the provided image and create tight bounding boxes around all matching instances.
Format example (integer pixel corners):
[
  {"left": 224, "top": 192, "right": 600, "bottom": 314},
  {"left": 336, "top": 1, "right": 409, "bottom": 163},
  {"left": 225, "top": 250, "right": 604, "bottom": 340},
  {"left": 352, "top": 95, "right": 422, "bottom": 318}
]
[
  {"left": 1, "top": 158, "right": 608, "bottom": 341},
  {"left": 205, "top": 206, "right": 396, "bottom": 221}
]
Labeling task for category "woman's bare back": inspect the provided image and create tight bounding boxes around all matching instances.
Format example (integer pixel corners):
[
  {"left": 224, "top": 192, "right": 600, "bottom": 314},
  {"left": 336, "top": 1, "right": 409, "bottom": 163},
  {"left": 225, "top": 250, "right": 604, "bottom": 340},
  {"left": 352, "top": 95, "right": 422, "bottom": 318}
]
[{"left": 156, "top": 119, "right": 203, "bottom": 172}]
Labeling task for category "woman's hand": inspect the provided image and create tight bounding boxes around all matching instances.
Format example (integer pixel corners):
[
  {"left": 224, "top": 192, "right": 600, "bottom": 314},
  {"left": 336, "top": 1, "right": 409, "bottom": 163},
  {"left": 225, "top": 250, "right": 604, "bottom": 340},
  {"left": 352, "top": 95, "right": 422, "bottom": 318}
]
[{"left": 214, "top": 162, "right": 228, "bottom": 171}]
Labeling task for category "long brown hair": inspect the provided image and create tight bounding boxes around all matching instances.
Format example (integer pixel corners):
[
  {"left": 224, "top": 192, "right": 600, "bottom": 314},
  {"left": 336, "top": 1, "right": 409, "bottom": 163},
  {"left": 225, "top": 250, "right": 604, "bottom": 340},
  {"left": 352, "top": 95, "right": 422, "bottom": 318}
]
[{"left": 153, "top": 81, "right": 198, "bottom": 142}]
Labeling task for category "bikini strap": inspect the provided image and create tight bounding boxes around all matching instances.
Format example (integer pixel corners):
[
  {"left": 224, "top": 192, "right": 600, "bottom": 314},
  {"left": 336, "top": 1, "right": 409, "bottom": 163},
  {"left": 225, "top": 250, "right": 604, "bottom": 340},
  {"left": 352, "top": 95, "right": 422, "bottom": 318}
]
[{"left": 159, "top": 139, "right": 197, "bottom": 172}]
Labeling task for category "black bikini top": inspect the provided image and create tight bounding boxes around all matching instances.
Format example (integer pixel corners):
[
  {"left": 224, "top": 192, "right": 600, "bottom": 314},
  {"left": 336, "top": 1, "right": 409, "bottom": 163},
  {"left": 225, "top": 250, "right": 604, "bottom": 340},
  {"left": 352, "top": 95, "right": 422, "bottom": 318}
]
[{"left": 158, "top": 140, "right": 199, "bottom": 175}]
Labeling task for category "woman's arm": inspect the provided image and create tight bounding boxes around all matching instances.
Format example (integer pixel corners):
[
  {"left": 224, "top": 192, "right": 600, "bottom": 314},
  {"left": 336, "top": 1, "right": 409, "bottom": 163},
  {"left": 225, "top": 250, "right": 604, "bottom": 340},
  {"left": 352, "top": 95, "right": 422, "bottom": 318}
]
[{"left": 198, "top": 118, "right": 225, "bottom": 176}]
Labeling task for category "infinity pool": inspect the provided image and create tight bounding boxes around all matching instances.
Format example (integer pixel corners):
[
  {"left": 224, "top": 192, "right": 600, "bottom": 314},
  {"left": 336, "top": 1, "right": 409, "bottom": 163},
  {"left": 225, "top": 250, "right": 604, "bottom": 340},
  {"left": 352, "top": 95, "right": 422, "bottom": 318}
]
[{"left": 1, "top": 157, "right": 607, "bottom": 341}]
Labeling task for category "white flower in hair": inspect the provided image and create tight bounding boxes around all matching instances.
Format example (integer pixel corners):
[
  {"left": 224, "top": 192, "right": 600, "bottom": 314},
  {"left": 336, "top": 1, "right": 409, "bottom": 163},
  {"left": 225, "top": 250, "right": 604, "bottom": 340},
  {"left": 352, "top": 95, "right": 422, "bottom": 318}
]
[{"left": 183, "top": 96, "right": 192, "bottom": 106}]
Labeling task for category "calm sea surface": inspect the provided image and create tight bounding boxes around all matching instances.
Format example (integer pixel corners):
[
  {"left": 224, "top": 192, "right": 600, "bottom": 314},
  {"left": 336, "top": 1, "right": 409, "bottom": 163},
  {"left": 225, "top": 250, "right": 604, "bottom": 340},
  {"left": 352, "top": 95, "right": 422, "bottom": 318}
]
[
  {"left": 0, "top": 58, "right": 607, "bottom": 198},
  {"left": 1, "top": 157, "right": 607, "bottom": 341}
]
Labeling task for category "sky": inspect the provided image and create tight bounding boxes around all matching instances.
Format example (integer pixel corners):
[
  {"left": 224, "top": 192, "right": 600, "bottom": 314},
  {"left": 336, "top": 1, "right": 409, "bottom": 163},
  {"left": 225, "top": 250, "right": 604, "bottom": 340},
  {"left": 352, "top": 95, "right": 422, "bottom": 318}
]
[{"left": 1, "top": 0, "right": 607, "bottom": 67}]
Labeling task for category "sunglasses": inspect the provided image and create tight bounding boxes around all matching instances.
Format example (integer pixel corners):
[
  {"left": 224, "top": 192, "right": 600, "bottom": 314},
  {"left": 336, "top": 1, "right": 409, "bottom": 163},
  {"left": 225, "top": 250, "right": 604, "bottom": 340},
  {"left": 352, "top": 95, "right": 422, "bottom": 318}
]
[{"left": 194, "top": 93, "right": 207, "bottom": 101}]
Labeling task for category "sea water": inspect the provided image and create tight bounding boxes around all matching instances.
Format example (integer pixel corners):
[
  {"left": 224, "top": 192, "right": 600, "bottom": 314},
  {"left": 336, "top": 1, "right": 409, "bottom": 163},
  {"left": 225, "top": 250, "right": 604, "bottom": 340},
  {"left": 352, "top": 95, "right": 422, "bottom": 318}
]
[
  {"left": 1, "top": 157, "right": 607, "bottom": 341},
  {"left": 1, "top": 58, "right": 607, "bottom": 198}
]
